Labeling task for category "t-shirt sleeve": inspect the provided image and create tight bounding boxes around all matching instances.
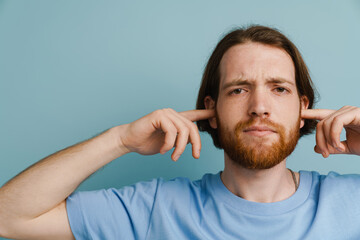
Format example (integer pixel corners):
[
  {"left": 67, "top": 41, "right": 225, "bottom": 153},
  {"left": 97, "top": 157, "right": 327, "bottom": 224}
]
[{"left": 66, "top": 178, "right": 162, "bottom": 240}]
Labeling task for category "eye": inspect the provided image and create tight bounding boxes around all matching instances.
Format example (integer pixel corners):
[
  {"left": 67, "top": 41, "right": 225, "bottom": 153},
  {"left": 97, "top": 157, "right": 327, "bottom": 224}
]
[
  {"left": 230, "top": 88, "right": 244, "bottom": 95},
  {"left": 274, "top": 87, "right": 288, "bottom": 93}
]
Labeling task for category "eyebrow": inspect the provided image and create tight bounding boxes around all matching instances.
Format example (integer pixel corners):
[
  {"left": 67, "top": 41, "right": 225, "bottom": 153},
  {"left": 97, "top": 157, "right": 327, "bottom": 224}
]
[{"left": 221, "top": 77, "right": 295, "bottom": 91}]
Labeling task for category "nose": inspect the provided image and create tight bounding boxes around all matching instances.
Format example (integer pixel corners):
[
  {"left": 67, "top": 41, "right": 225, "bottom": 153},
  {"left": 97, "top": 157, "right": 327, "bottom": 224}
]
[{"left": 247, "top": 88, "right": 271, "bottom": 118}]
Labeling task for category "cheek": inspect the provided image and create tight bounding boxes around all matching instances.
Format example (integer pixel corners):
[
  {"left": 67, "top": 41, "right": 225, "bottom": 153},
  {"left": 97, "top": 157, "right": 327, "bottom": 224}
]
[
  {"left": 217, "top": 95, "right": 246, "bottom": 115},
  {"left": 277, "top": 102, "right": 301, "bottom": 130},
  {"left": 216, "top": 111, "right": 237, "bottom": 133},
  {"left": 217, "top": 102, "right": 243, "bottom": 126}
]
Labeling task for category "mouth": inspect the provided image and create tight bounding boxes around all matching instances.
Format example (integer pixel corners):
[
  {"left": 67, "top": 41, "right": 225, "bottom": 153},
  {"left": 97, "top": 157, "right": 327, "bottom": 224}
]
[{"left": 243, "top": 126, "right": 277, "bottom": 137}]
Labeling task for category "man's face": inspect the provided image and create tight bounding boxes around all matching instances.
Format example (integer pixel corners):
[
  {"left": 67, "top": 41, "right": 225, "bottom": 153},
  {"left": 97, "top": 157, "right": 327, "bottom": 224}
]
[{"left": 207, "top": 42, "right": 307, "bottom": 169}]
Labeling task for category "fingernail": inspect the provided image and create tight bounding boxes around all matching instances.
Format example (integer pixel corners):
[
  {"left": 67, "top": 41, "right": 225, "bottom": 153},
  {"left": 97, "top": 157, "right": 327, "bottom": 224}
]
[{"left": 174, "top": 155, "right": 179, "bottom": 161}]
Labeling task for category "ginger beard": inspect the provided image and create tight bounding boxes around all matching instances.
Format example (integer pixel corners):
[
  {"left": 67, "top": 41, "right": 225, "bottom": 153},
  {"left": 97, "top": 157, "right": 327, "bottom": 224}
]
[{"left": 217, "top": 111, "right": 301, "bottom": 169}]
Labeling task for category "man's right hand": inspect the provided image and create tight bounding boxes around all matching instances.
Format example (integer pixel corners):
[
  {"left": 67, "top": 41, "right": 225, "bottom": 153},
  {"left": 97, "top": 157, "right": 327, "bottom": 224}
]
[{"left": 119, "top": 108, "right": 215, "bottom": 161}]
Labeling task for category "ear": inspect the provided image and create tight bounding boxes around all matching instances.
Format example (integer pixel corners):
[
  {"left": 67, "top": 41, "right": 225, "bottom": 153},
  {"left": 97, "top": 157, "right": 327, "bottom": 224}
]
[
  {"left": 300, "top": 95, "right": 310, "bottom": 128},
  {"left": 204, "top": 96, "right": 218, "bottom": 129}
]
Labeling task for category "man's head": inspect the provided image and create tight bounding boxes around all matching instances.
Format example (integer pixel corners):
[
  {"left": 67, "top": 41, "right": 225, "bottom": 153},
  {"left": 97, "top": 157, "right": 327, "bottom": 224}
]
[{"left": 196, "top": 25, "right": 317, "bottom": 169}]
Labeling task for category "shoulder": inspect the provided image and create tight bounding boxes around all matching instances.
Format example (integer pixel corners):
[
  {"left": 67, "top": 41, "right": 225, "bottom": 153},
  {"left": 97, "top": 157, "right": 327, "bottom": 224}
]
[
  {"left": 319, "top": 171, "right": 360, "bottom": 186},
  {"left": 160, "top": 172, "right": 217, "bottom": 190},
  {"left": 150, "top": 172, "right": 218, "bottom": 202},
  {"left": 159, "top": 175, "right": 202, "bottom": 194},
  {"left": 302, "top": 170, "right": 360, "bottom": 184},
  {"left": 309, "top": 170, "right": 360, "bottom": 196},
  {"left": 308, "top": 171, "right": 360, "bottom": 221}
]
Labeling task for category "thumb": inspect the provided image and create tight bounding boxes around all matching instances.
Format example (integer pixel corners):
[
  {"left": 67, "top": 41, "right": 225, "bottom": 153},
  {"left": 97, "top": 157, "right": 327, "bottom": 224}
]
[{"left": 314, "top": 141, "right": 350, "bottom": 156}]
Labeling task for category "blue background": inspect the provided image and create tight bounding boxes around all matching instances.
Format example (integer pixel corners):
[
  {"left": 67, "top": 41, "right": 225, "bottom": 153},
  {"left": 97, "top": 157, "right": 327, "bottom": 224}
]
[{"left": 0, "top": 1, "right": 359, "bottom": 238}]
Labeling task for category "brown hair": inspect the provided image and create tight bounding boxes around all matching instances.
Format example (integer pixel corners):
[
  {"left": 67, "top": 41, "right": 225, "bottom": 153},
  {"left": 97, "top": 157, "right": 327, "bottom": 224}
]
[{"left": 196, "top": 25, "right": 318, "bottom": 149}]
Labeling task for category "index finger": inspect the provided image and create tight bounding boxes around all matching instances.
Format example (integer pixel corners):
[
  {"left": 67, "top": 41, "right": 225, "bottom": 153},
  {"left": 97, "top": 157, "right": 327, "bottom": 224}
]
[
  {"left": 301, "top": 109, "right": 336, "bottom": 120},
  {"left": 180, "top": 109, "right": 215, "bottom": 122}
]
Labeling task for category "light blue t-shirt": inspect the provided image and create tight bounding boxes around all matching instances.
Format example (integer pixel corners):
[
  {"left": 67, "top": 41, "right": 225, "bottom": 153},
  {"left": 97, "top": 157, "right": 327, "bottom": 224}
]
[{"left": 66, "top": 170, "right": 360, "bottom": 239}]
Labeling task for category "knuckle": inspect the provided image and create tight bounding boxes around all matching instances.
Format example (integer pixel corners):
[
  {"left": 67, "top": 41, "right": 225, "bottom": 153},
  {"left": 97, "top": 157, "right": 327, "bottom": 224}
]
[
  {"left": 164, "top": 138, "right": 175, "bottom": 147},
  {"left": 164, "top": 127, "right": 176, "bottom": 137},
  {"left": 181, "top": 128, "right": 190, "bottom": 136},
  {"left": 176, "top": 144, "right": 186, "bottom": 152},
  {"left": 164, "top": 108, "right": 173, "bottom": 113},
  {"left": 169, "top": 128, "right": 178, "bottom": 136},
  {"left": 322, "top": 120, "right": 330, "bottom": 128},
  {"left": 332, "top": 116, "right": 341, "bottom": 124},
  {"left": 161, "top": 108, "right": 169, "bottom": 115},
  {"left": 160, "top": 108, "right": 171, "bottom": 114},
  {"left": 190, "top": 125, "right": 200, "bottom": 141},
  {"left": 315, "top": 132, "right": 323, "bottom": 144},
  {"left": 331, "top": 135, "right": 338, "bottom": 144},
  {"left": 153, "top": 109, "right": 164, "bottom": 117},
  {"left": 167, "top": 108, "right": 176, "bottom": 113},
  {"left": 316, "top": 121, "right": 323, "bottom": 130},
  {"left": 351, "top": 106, "right": 359, "bottom": 112},
  {"left": 191, "top": 122, "right": 199, "bottom": 131}
]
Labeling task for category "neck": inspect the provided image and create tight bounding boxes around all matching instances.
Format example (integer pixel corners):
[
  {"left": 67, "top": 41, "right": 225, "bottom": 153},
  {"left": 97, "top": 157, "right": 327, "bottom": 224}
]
[{"left": 221, "top": 153, "right": 299, "bottom": 203}]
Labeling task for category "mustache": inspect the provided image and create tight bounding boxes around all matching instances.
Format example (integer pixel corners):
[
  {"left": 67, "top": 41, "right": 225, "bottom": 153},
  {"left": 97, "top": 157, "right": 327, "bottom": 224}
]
[{"left": 234, "top": 118, "right": 284, "bottom": 135}]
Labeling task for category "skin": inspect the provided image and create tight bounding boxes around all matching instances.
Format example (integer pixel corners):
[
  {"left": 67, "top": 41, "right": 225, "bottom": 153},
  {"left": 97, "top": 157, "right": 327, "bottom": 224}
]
[
  {"left": 204, "top": 42, "right": 309, "bottom": 202},
  {"left": 302, "top": 107, "right": 360, "bottom": 156}
]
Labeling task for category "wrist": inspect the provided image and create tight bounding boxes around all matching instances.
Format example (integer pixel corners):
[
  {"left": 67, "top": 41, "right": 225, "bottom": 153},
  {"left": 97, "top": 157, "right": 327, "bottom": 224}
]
[{"left": 111, "top": 124, "right": 132, "bottom": 156}]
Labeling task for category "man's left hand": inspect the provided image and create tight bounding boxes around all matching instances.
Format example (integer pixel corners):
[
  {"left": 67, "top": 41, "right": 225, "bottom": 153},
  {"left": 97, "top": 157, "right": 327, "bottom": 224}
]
[{"left": 301, "top": 106, "right": 360, "bottom": 158}]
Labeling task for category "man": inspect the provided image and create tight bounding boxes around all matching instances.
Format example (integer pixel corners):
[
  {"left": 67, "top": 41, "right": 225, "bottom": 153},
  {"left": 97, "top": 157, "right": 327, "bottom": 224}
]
[{"left": 0, "top": 25, "right": 359, "bottom": 239}]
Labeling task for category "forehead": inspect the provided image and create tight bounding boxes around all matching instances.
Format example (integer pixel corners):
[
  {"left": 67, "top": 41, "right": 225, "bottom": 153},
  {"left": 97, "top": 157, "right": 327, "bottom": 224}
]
[{"left": 219, "top": 42, "right": 296, "bottom": 89}]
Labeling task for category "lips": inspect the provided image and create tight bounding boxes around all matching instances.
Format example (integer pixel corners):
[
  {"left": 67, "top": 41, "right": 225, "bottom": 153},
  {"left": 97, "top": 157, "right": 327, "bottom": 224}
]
[{"left": 243, "top": 126, "right": 277, "bottom": 133}]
